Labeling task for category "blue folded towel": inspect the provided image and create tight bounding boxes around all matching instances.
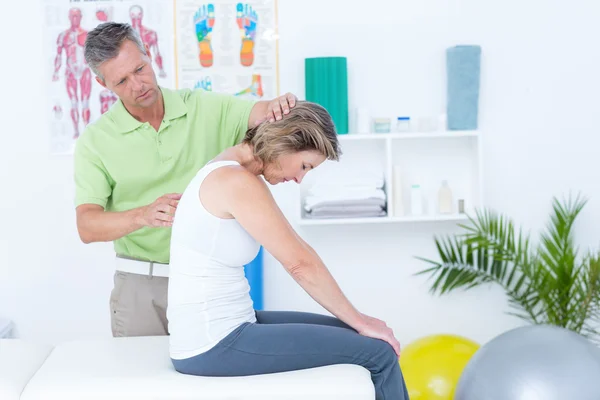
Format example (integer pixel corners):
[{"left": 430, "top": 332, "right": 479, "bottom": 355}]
[{"left": 446, "top": 45, "right": 482, "bottom": 130}]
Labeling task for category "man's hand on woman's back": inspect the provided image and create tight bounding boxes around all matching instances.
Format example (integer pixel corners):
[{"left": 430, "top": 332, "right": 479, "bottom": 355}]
[{"left": 137, "top": 193, "right": 182, "bottom": 228}]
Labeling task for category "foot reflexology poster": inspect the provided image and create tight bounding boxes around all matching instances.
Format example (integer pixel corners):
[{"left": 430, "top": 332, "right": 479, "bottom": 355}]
[{"left": 175, "top": 0, "right": 279, "bottom": 100}]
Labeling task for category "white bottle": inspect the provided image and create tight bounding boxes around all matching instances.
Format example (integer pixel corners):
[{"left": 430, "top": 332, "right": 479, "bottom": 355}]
[
  {"left": 410, "top": 184, "right": 423, "bottom": 216},
  {"left": 392, "top": 166, "right": 404, "bottom": 216},
  {"left": 438, "top": 180, "right": 453, "bottom": 214}
]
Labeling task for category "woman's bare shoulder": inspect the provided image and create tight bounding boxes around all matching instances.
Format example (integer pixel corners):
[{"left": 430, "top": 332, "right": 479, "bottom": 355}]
[
  {"left": 200, "top": 163, "right": 269, "bottom": 215},
  {"left": 204, "top": 163, "right": 265, "bottom": 190}
]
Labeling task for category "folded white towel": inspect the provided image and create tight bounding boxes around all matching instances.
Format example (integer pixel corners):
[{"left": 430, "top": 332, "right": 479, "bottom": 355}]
[
  {"left": 310, "top": 163, "right": 385, "bottom": 189},
  {"left": 304, "top": 188, "right": 386, "bottom": 211},
  {"left": 308, "top": 184, "right": 383, "bottom": 197},
  {"left": 308, "top": 198, "right": 386, "bottom": 213},
  {"left": 305, "top": 206, "right": 387, "bottom": 219}
]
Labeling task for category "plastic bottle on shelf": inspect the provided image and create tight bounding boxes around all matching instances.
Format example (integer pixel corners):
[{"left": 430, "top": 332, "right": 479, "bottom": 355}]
[
  {"left": 410, "top": 184, "right": 423, "bottom": 216},
  {"left": 392, "top": 166, "right": 404, "bottom": 216},
  {"left": 396, "top": 117, "right": 411, "bottom": 132},
  {"left": 438, "top": 180, "right": 453, "bottom": 214},
  {"left": 458, "top": 199, "right": 465, "bottom": 214}
]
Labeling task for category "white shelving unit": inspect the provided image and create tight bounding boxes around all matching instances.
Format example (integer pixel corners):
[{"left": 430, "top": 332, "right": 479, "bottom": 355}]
[{"left": 297, "top": 130, "right": 483, "bottom": 226}]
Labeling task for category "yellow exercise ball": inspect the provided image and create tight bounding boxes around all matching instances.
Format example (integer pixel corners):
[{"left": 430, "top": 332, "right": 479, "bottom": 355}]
[{"left": 400, "top": 334, "right": 480, "bottom": 400}]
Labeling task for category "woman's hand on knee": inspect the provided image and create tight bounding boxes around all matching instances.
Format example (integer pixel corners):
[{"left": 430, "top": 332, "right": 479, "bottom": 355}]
[{"left": 357, "top": 313, "right": 401, "bottom": 356}]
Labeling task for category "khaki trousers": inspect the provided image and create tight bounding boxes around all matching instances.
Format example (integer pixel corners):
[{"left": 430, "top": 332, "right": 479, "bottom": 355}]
[{"left": 109, "top": 271, "right": 169, "bottom": 337}]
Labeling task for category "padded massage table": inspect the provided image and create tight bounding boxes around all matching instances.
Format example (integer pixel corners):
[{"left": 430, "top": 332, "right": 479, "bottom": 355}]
[{"left": 0, "top": 336, "right": 375, "bottom": 399}]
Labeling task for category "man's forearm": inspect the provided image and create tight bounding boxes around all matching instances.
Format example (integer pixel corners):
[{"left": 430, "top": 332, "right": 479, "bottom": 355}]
[
  {"left": 78, "top": 207, "right": 145, "bottom": 244},
  {"left": 248, "top": 100, "right": 269, "bottom": 128}
]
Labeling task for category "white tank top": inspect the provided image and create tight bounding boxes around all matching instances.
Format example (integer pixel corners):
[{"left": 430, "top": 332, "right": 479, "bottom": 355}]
[{"left": 167, "top": 160, "right": 260, "bottom": 360}]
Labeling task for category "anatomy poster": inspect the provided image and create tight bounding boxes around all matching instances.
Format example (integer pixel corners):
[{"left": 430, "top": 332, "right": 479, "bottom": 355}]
[
  {"left": 175, "top": 0, "right": 279, "bottom": 100},
  {"left": 44, "top": 0, "right": 175, "bottom": 155}
]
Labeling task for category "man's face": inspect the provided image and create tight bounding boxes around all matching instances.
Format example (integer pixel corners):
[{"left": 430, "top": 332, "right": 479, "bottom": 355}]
[{"left": 96, "top": 40, "right": 159, "bottom": 110}]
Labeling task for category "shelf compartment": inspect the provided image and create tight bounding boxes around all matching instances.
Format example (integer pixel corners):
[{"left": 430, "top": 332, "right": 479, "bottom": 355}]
[{"left": 297, "top": 130, "right": 483, "bottom": 225}]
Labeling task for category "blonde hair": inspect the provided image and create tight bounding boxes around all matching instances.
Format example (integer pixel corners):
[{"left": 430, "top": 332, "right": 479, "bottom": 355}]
[{"left": 242, "top": 101, "right": 341, "bottom": 163}]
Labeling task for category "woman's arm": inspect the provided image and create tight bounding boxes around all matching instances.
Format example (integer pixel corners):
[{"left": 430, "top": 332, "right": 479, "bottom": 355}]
[
  {"left": 210, "top": 167, "right": 362, "bottom": 323},
  {"left": 202, "top": 166, "right": 401, "bottom": 354}
]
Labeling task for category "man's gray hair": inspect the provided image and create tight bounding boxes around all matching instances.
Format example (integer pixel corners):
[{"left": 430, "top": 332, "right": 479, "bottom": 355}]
[{"left": 84, "top": 22, "right": 146, "bottom": 80}]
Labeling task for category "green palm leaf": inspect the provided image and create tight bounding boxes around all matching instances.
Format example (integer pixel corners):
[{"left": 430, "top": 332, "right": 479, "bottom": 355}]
[{"left": 415, "top": 192, "right": 600, "bottom": 341}]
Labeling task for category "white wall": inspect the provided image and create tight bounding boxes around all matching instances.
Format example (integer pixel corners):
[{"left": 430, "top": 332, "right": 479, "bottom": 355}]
[{"left": 1, "top": 0, "right": 599, "bottom": 346}]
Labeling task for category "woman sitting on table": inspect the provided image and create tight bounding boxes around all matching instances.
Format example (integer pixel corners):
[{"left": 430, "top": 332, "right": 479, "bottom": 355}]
[{"left": 166, "top": 101, "right": 409, "bottom": 400}]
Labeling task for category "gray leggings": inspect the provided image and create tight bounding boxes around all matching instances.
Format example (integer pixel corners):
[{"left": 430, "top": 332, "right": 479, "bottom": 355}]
[{"left": 172, "top": 310, "right": 409, "bottom": 400}]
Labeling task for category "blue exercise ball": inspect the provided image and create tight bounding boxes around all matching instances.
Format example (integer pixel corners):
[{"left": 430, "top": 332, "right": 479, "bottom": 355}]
[{"left": 454, "top": 324, "right": 600, "bottom": 400}]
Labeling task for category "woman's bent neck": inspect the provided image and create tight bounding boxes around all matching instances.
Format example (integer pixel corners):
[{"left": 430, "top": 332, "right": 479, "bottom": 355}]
[{"left": 212, "top": 143, "right": 263, "bottom": 176}]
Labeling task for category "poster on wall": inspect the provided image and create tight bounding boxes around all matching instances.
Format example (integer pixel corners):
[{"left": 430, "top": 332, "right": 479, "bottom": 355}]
[
  {"left": 175, "top": 0, "right": 279, "bottom": 100},
  {"left": 44, "top": 0, "right": 175, "bottom": 155}
]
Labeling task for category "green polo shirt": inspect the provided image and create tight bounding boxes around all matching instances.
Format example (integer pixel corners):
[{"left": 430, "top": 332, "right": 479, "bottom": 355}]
[{"left": 74, "top": 86, "right": 255, "bottom": 263}]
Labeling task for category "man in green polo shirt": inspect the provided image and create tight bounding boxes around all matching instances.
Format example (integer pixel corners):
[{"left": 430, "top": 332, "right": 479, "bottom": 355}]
[{"left": 75, "top": 22, "right": 297, "bottom": 337}]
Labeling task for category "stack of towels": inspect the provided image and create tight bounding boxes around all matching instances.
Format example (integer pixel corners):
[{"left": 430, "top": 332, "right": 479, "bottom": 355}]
[{"left": 303, "top": 168, "right": 387, "bottom": 219}]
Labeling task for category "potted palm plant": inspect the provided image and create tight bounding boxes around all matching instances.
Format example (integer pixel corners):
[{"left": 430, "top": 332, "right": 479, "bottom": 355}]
[{"left": 416, "top": 193, "right": 600, "bottom": 342}]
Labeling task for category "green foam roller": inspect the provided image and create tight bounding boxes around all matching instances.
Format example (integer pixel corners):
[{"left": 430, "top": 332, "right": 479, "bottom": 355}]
[{"left": 305, "top": 57, "right": 349, "bottom": 134}]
